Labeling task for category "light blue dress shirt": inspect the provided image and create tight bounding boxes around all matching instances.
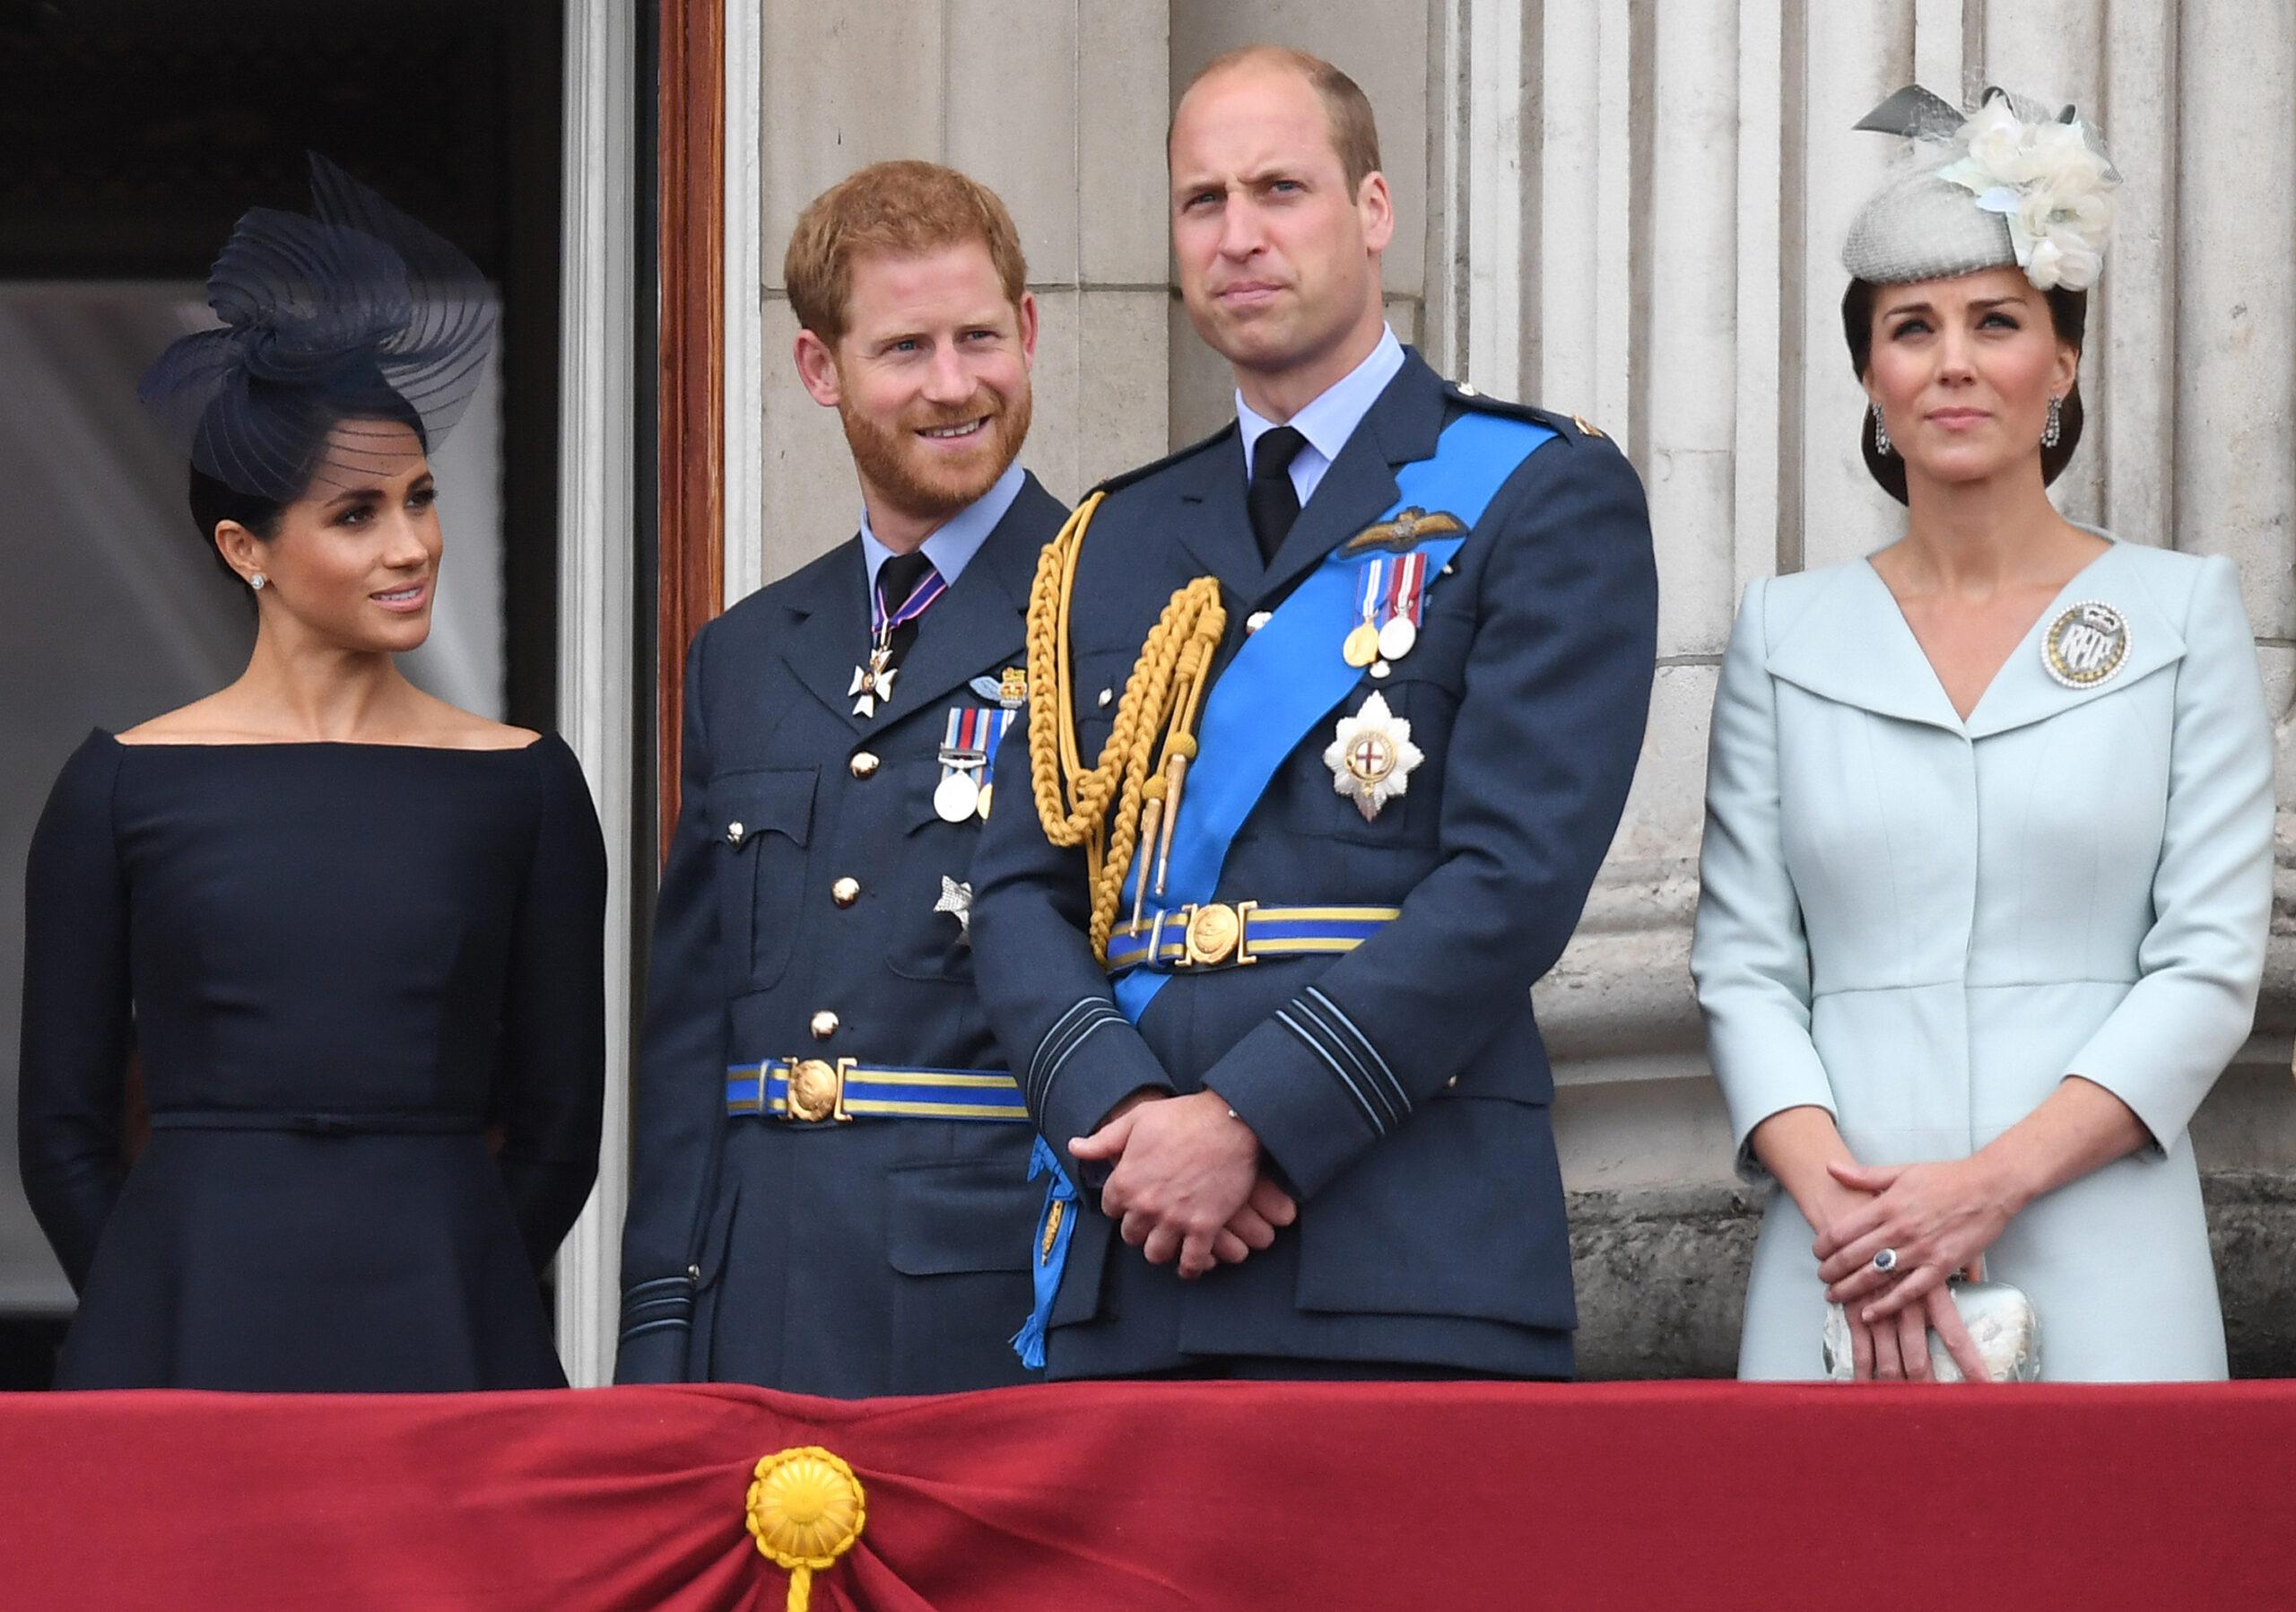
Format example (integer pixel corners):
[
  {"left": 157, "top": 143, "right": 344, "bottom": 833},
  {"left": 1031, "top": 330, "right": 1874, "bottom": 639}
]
[
  {"left": 857, "top": 460, "right": 1026, "bottom": 599},
  {"left": 1235, "top": 325, "right": 1405, "bottom": 510}
]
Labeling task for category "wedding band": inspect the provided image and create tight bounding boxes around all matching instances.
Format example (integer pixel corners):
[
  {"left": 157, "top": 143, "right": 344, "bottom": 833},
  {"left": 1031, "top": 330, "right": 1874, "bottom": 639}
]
[{"left": 1872, "top": 1248, "right": 1900, "bottom": 1274}]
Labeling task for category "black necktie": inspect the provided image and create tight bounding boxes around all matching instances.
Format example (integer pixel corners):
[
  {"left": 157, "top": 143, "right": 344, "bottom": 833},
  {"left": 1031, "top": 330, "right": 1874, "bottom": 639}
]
[
  {"left": 874, "top": 551, "right": 938, "bottom": 675},
  {"left": 1247, "top": 425, "right": 1308, "bottom": 563}
]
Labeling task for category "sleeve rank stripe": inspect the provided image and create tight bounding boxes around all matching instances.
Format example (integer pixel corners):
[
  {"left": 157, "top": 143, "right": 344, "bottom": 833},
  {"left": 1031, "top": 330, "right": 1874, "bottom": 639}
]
[
  {"left": 1289, "top": 991, "right": 1404, "bottom": 1127},
  {"left": 1039, "top": 1009, "right": 1123, "bottom": 1111},
  {"left": 616, "top": 1317, "right": 691, "bottom": 1341},
  {"left": 622, "top": 1275, "right": 693, "bottom": 1298},
  {"left": 1038, "top": 1006, "right": 1116, "bottom": 1106},
  {"left": 1032, "top": 998, "right": 1122, "bottom": 1102},
  {"left": 1274, "top": 1007, "right": 1390, "bottom": 1136},
  {"left": 1302, "top": 984, "right": 1410, "bottom": 1117}
]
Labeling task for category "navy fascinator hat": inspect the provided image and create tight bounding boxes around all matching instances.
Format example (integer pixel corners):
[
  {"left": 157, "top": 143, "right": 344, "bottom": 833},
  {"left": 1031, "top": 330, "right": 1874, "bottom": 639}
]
[{"left": 139, "top": 153, "right": 496, "bottom": 502}]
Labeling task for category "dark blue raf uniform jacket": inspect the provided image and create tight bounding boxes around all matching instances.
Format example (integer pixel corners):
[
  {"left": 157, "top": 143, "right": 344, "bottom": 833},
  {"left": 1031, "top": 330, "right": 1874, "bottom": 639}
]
[
  {"left": 614, "top": 474, "right": 1067, "bottom": 1394},
  {"left": 970, "top": 354, "right": 1657, "bottom": 1378}
]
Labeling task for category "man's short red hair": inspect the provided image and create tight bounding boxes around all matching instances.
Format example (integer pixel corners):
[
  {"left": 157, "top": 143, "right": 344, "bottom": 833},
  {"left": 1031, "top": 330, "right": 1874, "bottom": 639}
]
[{"left": 783, "top": 160, "right": 1030, "bottom": 345}]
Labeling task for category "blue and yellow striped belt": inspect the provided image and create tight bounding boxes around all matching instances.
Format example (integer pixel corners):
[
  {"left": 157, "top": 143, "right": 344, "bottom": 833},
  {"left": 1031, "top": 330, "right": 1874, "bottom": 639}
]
[
  {"left": 1105, "top": 902, "right": 1400, "bottom": 973},
  {"left": 723, "top": 1059, "right": 1029, "bottom": 1124}
]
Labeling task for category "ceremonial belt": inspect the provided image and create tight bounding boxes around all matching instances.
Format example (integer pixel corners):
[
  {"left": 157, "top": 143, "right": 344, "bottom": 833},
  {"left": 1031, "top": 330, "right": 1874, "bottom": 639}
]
[
  {"left": 1104, "top": 903, "right": 1399, "bottom": 973},
  {"left": 149, "top": 1110, "right": 483, "bottom": 1136},
  {"left": 723, "top": 1059, "right": 1028, "bottom": 1124}
]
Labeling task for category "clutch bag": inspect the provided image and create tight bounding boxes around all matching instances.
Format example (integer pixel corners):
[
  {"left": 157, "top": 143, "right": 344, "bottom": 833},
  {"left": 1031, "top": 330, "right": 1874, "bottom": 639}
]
[{"left": 1822, "top": 1277, "right": 2041, "bottom": 1382}]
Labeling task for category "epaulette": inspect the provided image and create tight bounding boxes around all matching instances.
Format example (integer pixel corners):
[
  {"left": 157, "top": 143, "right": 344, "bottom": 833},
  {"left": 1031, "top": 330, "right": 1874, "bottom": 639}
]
[
  {"left": 1089, "top": 419, "right": 1239, "bottom": 499},
  {"left": 1440, "top": 379, "right": 1612, "bottom": 445}
]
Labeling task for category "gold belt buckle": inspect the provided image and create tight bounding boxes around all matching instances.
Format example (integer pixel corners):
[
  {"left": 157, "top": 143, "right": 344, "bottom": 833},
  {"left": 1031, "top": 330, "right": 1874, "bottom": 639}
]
[
  {"left": 782, "top": 1057, "right": 855, "bottom": 1123},
  {"left": 1178, "top": 901, "right": 1257, "bottom": 969}
]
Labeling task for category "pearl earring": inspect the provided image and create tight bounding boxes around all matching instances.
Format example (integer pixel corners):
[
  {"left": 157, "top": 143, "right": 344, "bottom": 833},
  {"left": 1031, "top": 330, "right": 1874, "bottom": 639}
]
[
  {"left": 249, "top": 572, "right": 266, "bottom": 590},
  {"left": 1872, "top": 407, "right": 1892, "bottom": 457},
  {"left": 2041, "top": 395, "right": 2063, "bottom": 449}
]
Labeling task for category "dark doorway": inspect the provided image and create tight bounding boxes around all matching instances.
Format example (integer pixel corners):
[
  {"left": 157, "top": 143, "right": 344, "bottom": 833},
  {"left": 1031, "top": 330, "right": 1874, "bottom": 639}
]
[{"left": 0, "top": 0, "right": 565, "bottom": 1388}]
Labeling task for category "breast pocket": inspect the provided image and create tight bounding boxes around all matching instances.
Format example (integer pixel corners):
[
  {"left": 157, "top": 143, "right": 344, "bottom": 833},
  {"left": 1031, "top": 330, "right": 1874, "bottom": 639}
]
[
  {"left": 887, "top": 778, "right": 984, "bottom": 985},
  {"left": 710, "top": 767, "right": 815, "bottom": 992}
]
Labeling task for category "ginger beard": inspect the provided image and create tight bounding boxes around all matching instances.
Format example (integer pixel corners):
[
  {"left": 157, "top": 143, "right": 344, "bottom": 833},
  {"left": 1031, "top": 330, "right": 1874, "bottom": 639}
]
[{"left": 836, "top": 379, "right": 1031, "bottom": 524}]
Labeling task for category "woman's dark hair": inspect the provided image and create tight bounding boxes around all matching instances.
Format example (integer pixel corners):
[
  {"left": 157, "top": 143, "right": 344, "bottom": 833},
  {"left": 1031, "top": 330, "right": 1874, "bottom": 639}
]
[
  {"left": 1841, "top": 277, "right": 2087, "bottom": 505},
  {"left": 186, "top": 373, "right": 429, "bottom": 588}
]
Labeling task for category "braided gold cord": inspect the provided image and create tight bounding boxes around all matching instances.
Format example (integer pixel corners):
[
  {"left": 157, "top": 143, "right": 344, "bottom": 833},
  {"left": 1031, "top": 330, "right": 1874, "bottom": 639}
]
[{"left": 1025, "top": 492, "right": 1227, "bottom": 963}]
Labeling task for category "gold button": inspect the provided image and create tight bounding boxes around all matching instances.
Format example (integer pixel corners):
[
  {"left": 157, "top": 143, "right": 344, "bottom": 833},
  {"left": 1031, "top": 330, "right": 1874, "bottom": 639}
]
[
  {"left": 831, "top": 876, "right": 860, "bottom": 908},
  {"left": 848, "top": 751, "right": 880, "bottom": 779},
  {"left": 810, "top": 1010, "right": 839, "bottom": 1041}
]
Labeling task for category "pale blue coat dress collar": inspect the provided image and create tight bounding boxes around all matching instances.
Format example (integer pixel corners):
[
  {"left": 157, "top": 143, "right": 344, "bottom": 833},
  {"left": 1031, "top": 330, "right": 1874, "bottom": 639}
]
[{"left": 1761, "top": 534, "right": 2189, "bottom": 739}]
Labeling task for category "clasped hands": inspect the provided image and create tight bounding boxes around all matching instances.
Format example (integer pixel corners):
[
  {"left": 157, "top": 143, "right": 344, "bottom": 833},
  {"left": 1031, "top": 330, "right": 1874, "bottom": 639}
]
[
  {"left": 1810, "top": 1155, "right": 2022, "bottom": 1383},
  {"left": 1069, "top": 1089, "right": 1297, "bottom": 1279}
]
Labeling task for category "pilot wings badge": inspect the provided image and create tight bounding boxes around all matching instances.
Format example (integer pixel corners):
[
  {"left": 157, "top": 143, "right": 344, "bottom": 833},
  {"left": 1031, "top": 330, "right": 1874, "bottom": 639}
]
[
  {"left": 1338, "top": 505, "right": 1467, "bottom": 557},
  {"left": 1324, "top": 693, "right": 1422, "bottom": 823}
]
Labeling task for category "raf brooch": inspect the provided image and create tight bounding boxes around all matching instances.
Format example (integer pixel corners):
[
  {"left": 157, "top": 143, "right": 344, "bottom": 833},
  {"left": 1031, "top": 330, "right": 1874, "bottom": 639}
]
[
  {"left": 1324, "top": 692, "right": 1422, "bottom": 823},
  {"left": 2042, "top": 600, "right": 2129, "bottom": 690}
]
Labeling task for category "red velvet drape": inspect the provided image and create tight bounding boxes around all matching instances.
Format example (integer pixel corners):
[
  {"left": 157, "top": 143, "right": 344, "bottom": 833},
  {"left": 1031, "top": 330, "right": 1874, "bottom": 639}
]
[{"left": 7, "top": 1380, "right": 2290, "bottom": 1609}]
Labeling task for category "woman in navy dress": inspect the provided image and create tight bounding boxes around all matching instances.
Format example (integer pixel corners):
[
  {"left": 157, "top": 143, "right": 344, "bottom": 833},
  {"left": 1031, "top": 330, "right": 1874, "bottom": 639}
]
[{"left": 16, "top": 157, "right": 605, "bottom": 1391}]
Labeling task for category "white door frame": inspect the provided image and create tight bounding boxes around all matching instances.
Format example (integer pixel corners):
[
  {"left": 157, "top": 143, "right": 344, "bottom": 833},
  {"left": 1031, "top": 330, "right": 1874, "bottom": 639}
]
[{"left": 552, "top": 0, "right": 639, "bottom": 1387}]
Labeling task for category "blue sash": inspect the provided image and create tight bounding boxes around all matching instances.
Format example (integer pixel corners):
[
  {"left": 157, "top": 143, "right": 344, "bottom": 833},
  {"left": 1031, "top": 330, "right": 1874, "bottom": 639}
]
[{"left": 1012, "top": 406, "right": 1555, "bottom": 1368}]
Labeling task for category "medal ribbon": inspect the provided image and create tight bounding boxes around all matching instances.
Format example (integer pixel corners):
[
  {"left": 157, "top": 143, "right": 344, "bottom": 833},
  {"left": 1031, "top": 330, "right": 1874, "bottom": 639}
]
[
  {"left": 873, "top": 561, "right": 948, "bottom": 641},
  {"left": 941, "top": 706, "right": 1019, "bottom": 787},
  {"left": 1354, "top": 555, "right": 1390, "bottom": 627},
  {"left": 1386, "top": 551, "right": 1427, "bottom": 632}
]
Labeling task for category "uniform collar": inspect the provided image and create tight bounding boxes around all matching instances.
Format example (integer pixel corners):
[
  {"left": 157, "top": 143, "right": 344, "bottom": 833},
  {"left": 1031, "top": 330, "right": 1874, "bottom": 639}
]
[
  {"left": 1764, "top": 535, "right": 2188, "bottom": 738},
  {"left": 1235, "top": 325, "right": 1405, "bottom": 481},
  {"left": 857, "top": 459, "right": 1026, "bottom": 597}
]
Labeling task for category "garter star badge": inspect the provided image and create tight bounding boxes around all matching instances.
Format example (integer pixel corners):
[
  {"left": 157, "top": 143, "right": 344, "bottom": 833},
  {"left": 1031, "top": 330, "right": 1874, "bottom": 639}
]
[
  {"left": 935, "top": 876, "right": 973, "bottom": 943},
  {"left": 1324, "top": 692, "right": 1422, "bottom": 823},
  {"left": 2042, "top": 600, "right": 2129, "bottom": 690}
]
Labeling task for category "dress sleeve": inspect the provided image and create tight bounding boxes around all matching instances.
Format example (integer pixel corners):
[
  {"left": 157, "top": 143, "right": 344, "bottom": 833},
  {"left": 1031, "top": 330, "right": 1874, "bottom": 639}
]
[
  {"left": 491, "top": 736, "right": 608, "bottom": 1273},
  {"left": 1690, "top": 579, "right": 1839, "bottom": 1181},
  {"left": 2061, "top": 555, "right": 2274, "bottom": 1152},
  {"left": 17, "top": 734, "right": 134, "bottom": 1292}
]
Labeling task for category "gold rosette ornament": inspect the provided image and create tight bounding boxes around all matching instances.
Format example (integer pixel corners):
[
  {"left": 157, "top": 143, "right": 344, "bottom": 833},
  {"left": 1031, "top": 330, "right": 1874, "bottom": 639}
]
[{"left": 747, "top": 1446, "right": 867, "bottom": 1611}]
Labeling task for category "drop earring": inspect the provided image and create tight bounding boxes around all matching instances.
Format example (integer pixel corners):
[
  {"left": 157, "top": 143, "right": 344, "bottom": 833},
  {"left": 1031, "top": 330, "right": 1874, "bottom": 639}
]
[
  {"left": 2041, "top": 395, "right": 2063, "bottom": 449},
  {"left": 1872, "top": 407, "right": 1892, "bottom": 457}
]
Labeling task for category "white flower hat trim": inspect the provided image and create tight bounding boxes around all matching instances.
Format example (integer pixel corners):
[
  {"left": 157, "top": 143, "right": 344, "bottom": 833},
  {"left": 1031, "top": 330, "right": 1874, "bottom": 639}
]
[{"left": 1932, "top": 93, "right": 2120, "bottom": 292}]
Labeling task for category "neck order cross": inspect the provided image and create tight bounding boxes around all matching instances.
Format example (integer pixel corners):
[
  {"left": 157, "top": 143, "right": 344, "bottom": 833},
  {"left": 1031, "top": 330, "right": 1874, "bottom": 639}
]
[{"left": 850, "top": 553, "right": 944, "bottom": 718}]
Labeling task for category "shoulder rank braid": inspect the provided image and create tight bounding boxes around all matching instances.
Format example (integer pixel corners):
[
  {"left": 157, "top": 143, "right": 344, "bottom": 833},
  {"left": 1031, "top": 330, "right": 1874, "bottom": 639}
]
[{"left": 1024, "top": 492, "right": 1225, "bottom": 963}]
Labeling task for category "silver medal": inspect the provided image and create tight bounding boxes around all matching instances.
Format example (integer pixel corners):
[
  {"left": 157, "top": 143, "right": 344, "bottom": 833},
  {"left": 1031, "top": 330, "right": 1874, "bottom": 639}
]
[
  {"left": 934, "top": 770, "right": 981, "bottom": 823},
  {"left": 1376, "top": 614, "right": 1418, "bottom": 662}
]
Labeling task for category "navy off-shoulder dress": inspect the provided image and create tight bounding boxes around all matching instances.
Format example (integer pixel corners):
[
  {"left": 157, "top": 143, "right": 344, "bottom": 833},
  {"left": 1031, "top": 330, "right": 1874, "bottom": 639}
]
[{"left": 17, "top": 732, "right": 606, "bottom": 1390}]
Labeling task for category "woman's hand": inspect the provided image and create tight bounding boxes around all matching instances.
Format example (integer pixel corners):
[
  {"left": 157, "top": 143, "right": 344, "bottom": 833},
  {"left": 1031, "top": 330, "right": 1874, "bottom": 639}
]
[
  {"left": 1811, "top": 1180, "right": 1894, "bottom": 1382},
  {"left": 1813, "top": 1155, "right": 2021, "bottom": 1321}
]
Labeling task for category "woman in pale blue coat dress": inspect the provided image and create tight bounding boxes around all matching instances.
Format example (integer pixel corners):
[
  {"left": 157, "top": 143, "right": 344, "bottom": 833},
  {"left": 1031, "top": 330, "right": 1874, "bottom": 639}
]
[{"left": 1692, "top": 86, "right": 2274, "bottom": 1382}]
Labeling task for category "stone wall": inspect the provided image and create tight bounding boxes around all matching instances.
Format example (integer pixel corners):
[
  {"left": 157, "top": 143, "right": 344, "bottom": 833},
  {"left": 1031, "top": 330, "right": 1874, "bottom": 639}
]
[{"left": 729, "top": 0, "right": 2296, "bottom": 1375}]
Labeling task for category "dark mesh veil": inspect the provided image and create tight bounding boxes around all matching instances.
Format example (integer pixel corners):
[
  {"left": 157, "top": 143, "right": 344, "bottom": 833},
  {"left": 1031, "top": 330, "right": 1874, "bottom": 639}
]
[{"left": 138, "top": 153, "right": 496, "bottom": 501}]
